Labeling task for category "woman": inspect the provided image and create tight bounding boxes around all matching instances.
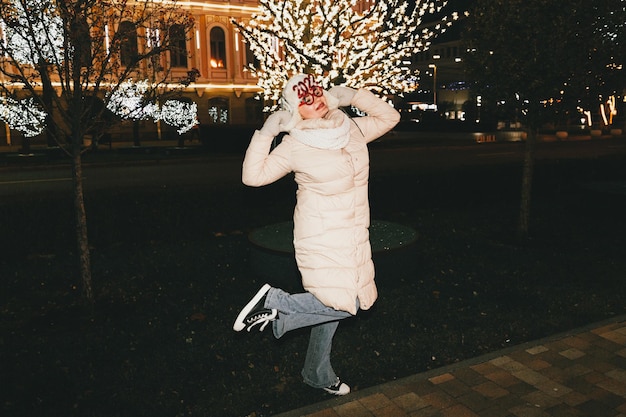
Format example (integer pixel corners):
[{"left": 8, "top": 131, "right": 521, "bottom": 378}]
[{"left": 233, "top": 73, "right": 400, "bottom": 395}]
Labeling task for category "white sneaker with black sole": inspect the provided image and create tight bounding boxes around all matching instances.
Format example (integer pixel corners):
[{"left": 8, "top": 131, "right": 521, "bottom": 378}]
[
  {"left": 323, "top": 378, "right": 350, "bottom": 396},
  {"left": 233, "top": 284, "right": 277, "bottom": 332}
]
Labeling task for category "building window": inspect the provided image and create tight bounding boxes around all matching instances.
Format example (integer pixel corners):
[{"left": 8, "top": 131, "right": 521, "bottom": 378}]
[
  {"left": 245, "top": 42, "right": 259, "bottom": 69},
  {"left": 169, "top": 24, "right": 188, "bottom": 68},
  {"left": 118, "top": 21, "right": 138, "bottom": 67},
  {"left": 208, "top": 97, "right": 229, "bottom": 124},
  {"left": 245, "top": 97, "right": 263, "bottom": 124},
  {"left": 210, "top": 26, "right": 226, "bottom": 68}
]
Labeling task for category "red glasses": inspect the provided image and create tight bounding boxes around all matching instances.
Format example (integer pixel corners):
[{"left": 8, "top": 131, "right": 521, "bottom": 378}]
[
  {"left": 293, "top": 74, "right": 324, "bottom": 107},
  {"left": 299, "top": 86, "right": 323, "bottom": 106}
]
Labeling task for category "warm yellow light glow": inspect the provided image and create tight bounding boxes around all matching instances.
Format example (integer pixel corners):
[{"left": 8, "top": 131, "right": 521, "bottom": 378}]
[
  {"left": 4, "top": 80, "right": 261, "bottom": 94},
  {"left": 210, "top": 59, "right": 224, "bottom": 68},
  {"left": 599, "top": 96, "right": 617, "bottom": 126},
  {"left": 584, "top": 110, "right": 592, "bottom": 126},
  {"left": 195, "top": 29, "right": 200, "bottom": 49},
  {"left": 189, "top": 83, "right": 260, "bottom": 91},
  {"left": 134, "top": 0, "right": 258, "bottom": 14},
  {"left": 105, "top": 24, "right": 110, "bottom": 54},
  {"left": 607, "top": 95, "right": 617, "bottom": 124}
]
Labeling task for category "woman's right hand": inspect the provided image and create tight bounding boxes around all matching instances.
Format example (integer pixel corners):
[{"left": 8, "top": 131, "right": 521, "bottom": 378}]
[{"left": 259, "top": 110, "right": 292, "bottom": 138}]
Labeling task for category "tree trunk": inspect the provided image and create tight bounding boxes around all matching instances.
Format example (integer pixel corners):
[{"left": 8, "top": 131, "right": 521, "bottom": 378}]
[
  {"left": 517, "top": 127, "right": 536, "bottom": 240},
  {"left": 72, "top": 142, "right": 94, "bottom": 302},
  {"left": 20, "top": 135, "right": 31, "bottom": 154},
  {"left": 39, "top": 61, "right": 58, "bottom": 148}
]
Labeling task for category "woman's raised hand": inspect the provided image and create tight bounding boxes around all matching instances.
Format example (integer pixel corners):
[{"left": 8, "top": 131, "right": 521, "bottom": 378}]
[
  {"left": 259, "top": 110, "right": 292, "bottom": 138},
  {"left": 328, "top": 86, "right": 357, "bottom": 107}
]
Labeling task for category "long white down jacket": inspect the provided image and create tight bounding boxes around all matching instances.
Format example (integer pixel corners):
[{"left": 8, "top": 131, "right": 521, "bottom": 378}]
[{"left": 242, "top": 89, "right": 401, "bottom": 314}]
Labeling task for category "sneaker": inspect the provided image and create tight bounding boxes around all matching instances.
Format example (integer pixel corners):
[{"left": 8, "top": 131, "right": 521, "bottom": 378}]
[
  {"left": 322, "top": 379, "right": 350, "bottom": 396},
  {"left": 233, "top": 284, "right": 277, "bottom": 332}
]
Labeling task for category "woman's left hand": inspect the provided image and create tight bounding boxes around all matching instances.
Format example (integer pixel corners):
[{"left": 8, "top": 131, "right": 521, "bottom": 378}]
[{"left": 328, "top": 86, "right": 357, "bottom": 107}]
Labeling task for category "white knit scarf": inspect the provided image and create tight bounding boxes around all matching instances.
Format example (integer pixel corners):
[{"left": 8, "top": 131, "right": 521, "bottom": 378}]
[{"left": 288, "top": 110, "right": 351, "bottom": 150}]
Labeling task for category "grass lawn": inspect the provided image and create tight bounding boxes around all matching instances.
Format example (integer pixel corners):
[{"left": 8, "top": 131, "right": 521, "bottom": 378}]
[{"left": 1, "top": 154, "right": 625, "bottom": 417}]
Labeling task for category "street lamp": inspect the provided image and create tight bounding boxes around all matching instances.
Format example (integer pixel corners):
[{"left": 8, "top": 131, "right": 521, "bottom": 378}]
[{"left": 428, "top": 63, "right": 437, "bottom": 110}]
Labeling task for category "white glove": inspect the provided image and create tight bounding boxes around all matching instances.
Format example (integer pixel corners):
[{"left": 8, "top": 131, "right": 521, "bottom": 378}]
[
  {"left": 328, "top": 86, "right": 357, "bottom": 107},
  {"left": 259, "top": 111, "right": 291, "bottom": 138}
]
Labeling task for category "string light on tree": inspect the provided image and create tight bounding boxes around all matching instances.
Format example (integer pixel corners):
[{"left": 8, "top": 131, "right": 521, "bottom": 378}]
[
  {"left": 106, "top": 79, "right": 159, "bottom": 121},
  {"left": 157, "top": 100, "right": 199, "bottom": 134},
  {"left": 106, "top": 79, "right": 198, "bottom": 134},
  {"left": 0, "top": 0, "right": 197, "bottom": 304},
  {"left": 0, "top": 97, "right": 46, "bottom": 137},
  {"left": 233, "top": 0, "right": 459, "bottom": 107},
  {"left": 2, "top": 0, "right": 65, "bottom": 65}
]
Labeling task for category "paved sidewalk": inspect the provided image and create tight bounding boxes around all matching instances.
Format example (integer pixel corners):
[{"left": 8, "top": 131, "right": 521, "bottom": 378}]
[{"left": 275, "top": 316, "right": 626, "bottom": 417}]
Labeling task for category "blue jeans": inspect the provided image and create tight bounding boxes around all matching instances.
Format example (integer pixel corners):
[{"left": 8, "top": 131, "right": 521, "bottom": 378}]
[{"left": 265, "top": 287, "right": 354, "bottom": 388}]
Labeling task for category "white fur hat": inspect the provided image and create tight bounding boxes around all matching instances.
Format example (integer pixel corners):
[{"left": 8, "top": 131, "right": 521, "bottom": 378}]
[{"left": 280, "top": 74, "right": 339, "bottom": 131}]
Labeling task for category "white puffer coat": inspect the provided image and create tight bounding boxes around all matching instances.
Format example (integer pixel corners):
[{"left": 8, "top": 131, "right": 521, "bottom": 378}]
[{"left": 242, "top": 89, "right": 400, "bottom": 314}]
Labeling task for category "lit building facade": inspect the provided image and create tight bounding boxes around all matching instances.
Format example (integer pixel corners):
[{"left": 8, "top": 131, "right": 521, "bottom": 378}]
[
  {"left": 0, "top": 0, "right": 466, "bottom": 144},
  {"left": 145, "top": 0, "right": 385, "bottom": 127},
  {"left": 168, "top": 0, "right": 264, "bottom": 126},
  {"left": 146, "top": 0, "right": 381, "bottom": 127},
  {"left": 0, "top": 0, "right": 265, "bottom": 147}
]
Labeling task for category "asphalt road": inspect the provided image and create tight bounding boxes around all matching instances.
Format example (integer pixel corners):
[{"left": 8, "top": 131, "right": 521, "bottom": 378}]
[{"left": 1, "top": 137, "right": 626, "bottom": 198}]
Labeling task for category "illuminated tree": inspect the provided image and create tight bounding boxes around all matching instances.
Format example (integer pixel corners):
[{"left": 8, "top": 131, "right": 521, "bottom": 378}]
[
  {"left": 106, "top": 79, "right": 160, "bottom": 121},
  {"left": 570, "top": 2, "right": 626, "bottom": 129},
  {"left": 106, "top": 78, "right": 158, "bottom": 146},
  {"left": 463, "top": 0, "right": 626, "bottom": 239},
  {"left": 234, "top": 0, "right": 461, "bottom": 107},
  {"left": 0, "top": 97, "right": 46, "bottom": 138},
  {"left": 157, "top": 99, "right": 198, "bottom": 134},
  {"left": 106, "top": 79, "right": 198, "bottom": 145},
  {"left": 0, "top": 0, "right": 194, "bottom": 302}
]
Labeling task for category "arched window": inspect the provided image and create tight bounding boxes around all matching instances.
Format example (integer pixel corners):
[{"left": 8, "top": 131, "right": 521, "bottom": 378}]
[
  {"left": 209, "top": 26, "right": 226, "bottom": 68},
  {"left": 208, "top": 97, "right": 229, "bottom": 124},
  {"left": 118, "top": 21, "right": 138, "bottom": 67},
  {"left": 169, "top": 24, "right": 188, "bottom": 68}
]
